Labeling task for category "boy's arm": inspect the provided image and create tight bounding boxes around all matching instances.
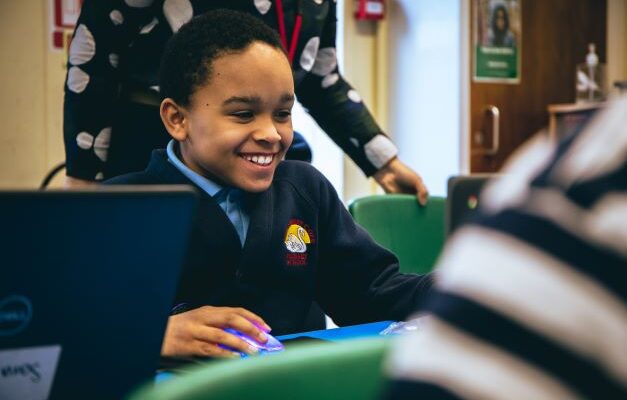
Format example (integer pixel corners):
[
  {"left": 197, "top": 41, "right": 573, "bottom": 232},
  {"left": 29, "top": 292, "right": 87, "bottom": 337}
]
[{"left": 313, "top": 177, "right": 433, "bottom": 325}]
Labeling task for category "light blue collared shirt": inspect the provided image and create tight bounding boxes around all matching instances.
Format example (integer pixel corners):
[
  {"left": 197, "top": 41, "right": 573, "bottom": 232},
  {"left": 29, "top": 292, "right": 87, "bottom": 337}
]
[{"left": 167, "top": 140, "right": 249, "bottom": 246}]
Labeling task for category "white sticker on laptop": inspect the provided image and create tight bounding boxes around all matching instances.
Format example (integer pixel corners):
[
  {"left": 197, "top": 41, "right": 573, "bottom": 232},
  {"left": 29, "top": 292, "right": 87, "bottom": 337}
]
[{"left": 0, "top": 345, "right": 61, "bottom": 400}]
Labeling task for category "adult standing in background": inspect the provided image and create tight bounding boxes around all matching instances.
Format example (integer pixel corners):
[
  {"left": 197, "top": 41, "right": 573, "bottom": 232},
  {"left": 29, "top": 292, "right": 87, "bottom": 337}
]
[{"left": 63, "top": 0, "right": 428, "bottom": 204}]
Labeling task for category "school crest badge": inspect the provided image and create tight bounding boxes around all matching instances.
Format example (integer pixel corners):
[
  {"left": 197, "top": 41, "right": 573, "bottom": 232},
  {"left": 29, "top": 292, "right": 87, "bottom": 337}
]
[{"left": 284, "top": 219, "right": 315, "bottom": 266}]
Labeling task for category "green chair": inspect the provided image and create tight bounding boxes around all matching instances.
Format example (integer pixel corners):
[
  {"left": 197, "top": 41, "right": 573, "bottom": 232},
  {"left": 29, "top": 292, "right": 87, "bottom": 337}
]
[
  {"left": 348, "top": 194, "right": 445, "bottom": 274},
  {"left": 129, "top": 338, "right": 391, "bottom": 400}
]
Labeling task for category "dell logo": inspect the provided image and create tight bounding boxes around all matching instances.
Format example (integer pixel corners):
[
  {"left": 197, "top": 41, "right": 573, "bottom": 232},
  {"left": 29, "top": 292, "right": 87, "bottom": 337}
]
[{"left": 0, "top": 295, "right": 32, "bottom": 336}]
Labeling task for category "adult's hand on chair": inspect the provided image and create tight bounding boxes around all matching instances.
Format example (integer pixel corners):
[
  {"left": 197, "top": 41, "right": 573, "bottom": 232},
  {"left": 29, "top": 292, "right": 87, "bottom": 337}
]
[
  {"left": 373, "top": 157, "right": 429, "bottom": 206},
  {"left": 161, "top": 306, "right": 271, "bottom": 358}
]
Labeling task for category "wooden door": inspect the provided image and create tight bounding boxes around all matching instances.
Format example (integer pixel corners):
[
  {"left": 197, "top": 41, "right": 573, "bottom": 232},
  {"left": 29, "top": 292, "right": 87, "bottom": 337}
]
[{"left": 470, "top": 0, "right": 607, "bottom": 172}]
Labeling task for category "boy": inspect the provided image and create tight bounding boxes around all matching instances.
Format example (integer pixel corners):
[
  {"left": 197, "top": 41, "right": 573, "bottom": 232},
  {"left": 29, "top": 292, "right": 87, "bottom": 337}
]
[{"left": 106, "top": 10, "right": 432, "bottom": 358}]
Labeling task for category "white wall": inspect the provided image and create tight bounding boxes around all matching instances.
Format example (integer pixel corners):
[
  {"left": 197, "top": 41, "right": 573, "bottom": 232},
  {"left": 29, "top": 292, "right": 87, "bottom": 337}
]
[
  {"left": 341, "top": 0, "right": 384, "bottom": 202},
  {"left": 388, "top": 0, "right": 462, "bottom": 196},
  {"left": 0, "top": 2, "right": 54, "bottom": 188}
]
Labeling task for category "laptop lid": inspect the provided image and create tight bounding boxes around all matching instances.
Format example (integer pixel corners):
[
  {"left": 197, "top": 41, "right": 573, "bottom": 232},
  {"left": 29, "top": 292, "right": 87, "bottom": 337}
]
[
  {"left": 0, "top": 186, "right": 197, "bottom": 400},
  {"left": 446, "top": 175, "right": 495, "bottom": 236}
]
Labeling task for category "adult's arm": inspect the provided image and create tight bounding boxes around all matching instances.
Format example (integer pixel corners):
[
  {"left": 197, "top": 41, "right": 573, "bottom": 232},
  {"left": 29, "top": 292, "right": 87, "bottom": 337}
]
[{"left": 296, "top": 2, "right": 428, "bottom": 203}]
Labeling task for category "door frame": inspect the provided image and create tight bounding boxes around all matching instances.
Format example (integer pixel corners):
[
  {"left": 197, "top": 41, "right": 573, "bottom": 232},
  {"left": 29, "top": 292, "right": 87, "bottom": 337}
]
[{"left": 460, "top": 0, "right": 471, "bottom": 175}]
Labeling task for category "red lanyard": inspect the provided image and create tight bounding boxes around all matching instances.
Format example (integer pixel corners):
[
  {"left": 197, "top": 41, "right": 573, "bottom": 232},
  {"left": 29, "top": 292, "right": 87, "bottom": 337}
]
[{"left": 274, "top": 0, "right": 302, "bottom": 65}]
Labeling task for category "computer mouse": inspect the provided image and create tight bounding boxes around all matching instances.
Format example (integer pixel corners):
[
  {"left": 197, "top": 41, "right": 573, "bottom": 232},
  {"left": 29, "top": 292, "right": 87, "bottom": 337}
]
[{"left": 223, "top": 328, "right": 285, "bottom": 356}]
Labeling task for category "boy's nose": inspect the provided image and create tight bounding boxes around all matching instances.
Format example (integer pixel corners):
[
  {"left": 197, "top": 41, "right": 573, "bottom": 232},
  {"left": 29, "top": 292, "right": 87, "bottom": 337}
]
[{"left": 253, "top": 119, "right": 282, "bottom": 143}]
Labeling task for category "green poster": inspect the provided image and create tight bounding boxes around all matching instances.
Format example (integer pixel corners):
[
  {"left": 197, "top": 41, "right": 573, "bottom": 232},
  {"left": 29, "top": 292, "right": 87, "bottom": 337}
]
[{"left": 473, "top": 0, "right": 521, "bottom": 83}]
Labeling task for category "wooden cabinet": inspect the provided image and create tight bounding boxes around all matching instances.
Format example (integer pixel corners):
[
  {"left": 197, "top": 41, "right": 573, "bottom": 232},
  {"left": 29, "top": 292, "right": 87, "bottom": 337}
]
[{"left": 547, "top": 102, "right": 604, "bottom": 140}]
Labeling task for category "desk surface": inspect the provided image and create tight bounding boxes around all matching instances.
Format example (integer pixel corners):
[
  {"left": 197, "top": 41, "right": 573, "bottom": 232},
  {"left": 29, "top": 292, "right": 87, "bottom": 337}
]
[
  {"left": 155, "top": 321, "right": 395, "bottom": 382},
  {"left": 277, "top": 321, "right": 394, "bottom": 342}
]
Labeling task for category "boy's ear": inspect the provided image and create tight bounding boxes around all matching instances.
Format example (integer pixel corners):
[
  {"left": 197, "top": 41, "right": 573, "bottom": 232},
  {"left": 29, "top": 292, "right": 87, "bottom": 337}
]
[{"left": 160, "top": 98, "right": 188, "bottom": 141}]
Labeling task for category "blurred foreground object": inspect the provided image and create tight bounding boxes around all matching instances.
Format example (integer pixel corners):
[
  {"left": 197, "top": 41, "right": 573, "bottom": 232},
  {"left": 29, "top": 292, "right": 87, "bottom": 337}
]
[{"left": 383, "top": 96, "right": 627, "bottom": 399}]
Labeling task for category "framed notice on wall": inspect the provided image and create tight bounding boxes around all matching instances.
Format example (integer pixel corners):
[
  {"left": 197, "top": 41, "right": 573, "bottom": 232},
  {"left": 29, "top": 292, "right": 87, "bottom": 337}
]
[
  {"left": 49, "top": 0, "right": 82, "bottom": 51},
  {"left": 473, "top": 0, "right": 521, "bottom": 83}
]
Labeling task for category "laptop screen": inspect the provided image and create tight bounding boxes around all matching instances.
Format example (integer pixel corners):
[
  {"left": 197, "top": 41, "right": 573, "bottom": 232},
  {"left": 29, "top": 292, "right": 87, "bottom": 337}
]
[
  {"left": 446, "top": 175, "right": 495, "bottom": 236},
  {"left": 0, "top": 186, "right": 197, "bottom": 400}
]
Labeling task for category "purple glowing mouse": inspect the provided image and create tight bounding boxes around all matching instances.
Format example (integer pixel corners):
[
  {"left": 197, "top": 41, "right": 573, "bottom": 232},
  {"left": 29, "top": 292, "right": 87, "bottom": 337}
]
[{"left": 223, "top": 328, "right": 284, "bottom": 355}]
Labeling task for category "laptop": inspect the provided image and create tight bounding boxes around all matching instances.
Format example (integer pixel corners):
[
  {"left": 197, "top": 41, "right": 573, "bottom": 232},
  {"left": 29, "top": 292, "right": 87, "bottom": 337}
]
[
  {"left": 446, "top": 175, "right": 496, "bottom": 236},
  {"left": 0, "top": 186, "right": 197, "bottom": 400}
]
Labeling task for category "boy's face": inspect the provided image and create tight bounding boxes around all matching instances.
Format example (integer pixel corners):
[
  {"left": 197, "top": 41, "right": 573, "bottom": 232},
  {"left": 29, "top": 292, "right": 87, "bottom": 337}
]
[{"left": 168, "top": 42, "right": 295, "bottom": 193}]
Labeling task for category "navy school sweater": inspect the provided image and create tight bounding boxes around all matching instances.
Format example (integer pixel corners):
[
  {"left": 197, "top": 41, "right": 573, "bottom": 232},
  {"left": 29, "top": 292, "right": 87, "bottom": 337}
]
[{"left": 105, "top": 150, "right": 432, "bottom": 335}]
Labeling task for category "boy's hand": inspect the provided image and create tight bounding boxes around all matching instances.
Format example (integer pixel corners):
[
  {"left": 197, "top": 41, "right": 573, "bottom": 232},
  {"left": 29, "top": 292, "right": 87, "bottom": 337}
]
[
  {"left": 161, "top": 306, "right": 271, "bottom": 358},
  {"left": 373, "top": 157, "right": 429, "bottom": 206}
]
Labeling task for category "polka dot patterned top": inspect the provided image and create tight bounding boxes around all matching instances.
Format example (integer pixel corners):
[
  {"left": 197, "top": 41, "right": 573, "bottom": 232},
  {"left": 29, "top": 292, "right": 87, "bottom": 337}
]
[{"left": 63, "top": 0, "right": 398, "bottom": 181}]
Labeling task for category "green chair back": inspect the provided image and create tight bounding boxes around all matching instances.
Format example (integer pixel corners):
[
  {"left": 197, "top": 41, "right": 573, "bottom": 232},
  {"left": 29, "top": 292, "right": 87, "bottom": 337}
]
[
  {"left": 348, "top": 194, "right": 445, "bottom": 274},
  {"left": 129, "top": 338, "right": 391, "bottom": 400}
]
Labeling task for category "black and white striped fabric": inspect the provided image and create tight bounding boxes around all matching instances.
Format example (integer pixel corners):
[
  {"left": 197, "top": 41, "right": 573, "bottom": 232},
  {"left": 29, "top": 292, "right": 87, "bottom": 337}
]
[{"left": 384, "top": 96, "right": 627, "bottom": 400}]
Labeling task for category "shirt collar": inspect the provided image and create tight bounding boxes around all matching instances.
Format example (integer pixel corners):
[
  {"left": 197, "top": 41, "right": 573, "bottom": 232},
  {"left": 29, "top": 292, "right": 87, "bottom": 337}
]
[{"left": 166, "top": 140, "right": 223, "bottom": 198}]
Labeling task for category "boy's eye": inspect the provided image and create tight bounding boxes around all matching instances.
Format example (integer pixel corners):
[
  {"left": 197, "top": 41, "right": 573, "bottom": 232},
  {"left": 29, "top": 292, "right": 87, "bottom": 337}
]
[
  {"left": 275, "top": 110, "right": 292, "bottom": 121},
  {"left": 231, "top": 111, "right": 254, "bottom": 121}
]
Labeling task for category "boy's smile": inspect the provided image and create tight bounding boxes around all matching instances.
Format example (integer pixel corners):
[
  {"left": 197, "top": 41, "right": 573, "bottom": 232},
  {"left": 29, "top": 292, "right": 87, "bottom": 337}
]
[{"left": 163, "top": 42, "right": 295, "bottom": 193}]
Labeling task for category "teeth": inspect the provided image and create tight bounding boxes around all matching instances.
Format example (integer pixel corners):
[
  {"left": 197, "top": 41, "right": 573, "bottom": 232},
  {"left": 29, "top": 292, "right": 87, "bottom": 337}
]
[{"left": 242, "top": 154, "right": 273, "bottom": 166}]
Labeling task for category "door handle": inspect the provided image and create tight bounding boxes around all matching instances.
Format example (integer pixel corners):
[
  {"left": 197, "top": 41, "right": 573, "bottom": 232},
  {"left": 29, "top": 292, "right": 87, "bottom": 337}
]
[{"left": 472, "top": 105, "right": 500, "bottom": 156}]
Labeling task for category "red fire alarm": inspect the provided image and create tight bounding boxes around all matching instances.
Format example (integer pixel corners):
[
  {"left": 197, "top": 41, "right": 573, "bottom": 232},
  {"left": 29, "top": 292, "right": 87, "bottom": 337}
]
[{"left": 355, "top": 0, "right": 385, "bottom": 21}]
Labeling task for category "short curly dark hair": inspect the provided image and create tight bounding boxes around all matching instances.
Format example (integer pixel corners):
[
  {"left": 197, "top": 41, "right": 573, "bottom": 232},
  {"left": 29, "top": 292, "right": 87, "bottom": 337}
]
[{"left": 159, "top": 9, "right": 286, "bottom": 107}]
